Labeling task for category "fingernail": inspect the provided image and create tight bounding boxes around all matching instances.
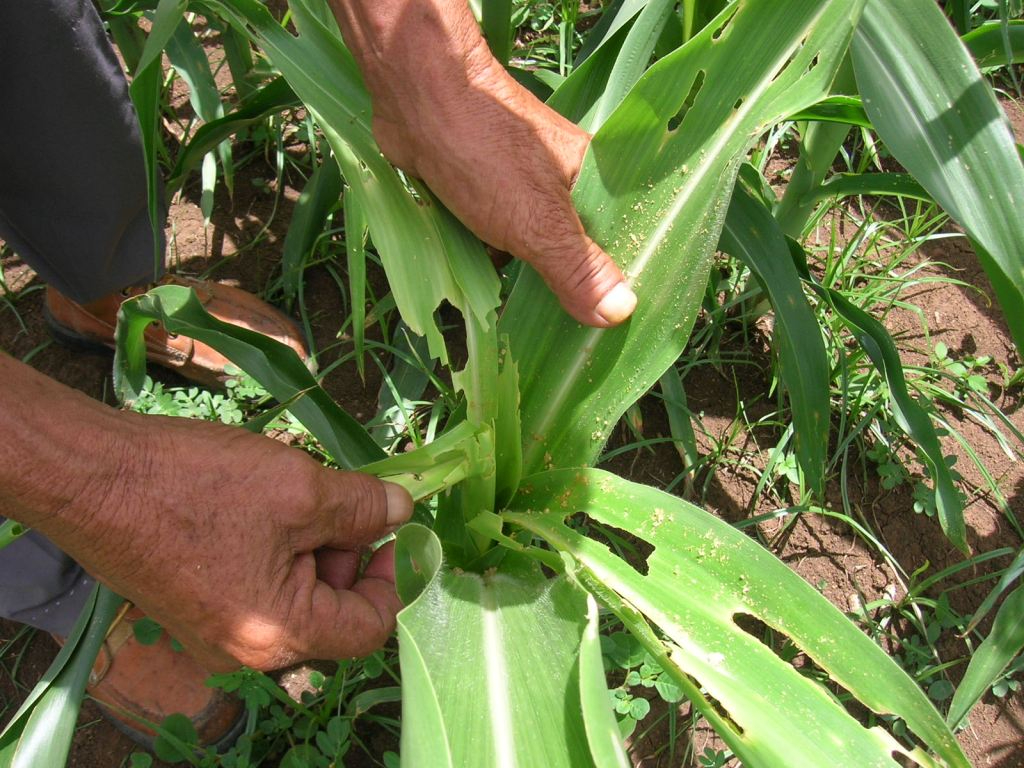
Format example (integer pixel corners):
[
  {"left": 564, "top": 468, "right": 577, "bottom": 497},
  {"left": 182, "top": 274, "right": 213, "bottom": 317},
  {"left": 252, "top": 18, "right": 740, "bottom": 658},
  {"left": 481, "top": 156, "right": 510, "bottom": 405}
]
[
  {"left": 596, "top": 282, "right": 637, "bottom": 325},
  {"left": 385, "top": 482, "right": 414, "bottom": 527}
]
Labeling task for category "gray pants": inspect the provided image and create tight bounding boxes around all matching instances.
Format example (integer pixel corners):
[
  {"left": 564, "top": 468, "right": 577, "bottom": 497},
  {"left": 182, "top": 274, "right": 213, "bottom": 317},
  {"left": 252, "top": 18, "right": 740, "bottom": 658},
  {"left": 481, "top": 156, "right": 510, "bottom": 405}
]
[{"left": 0, "top": 0, "right": 166, "bottom": 633}]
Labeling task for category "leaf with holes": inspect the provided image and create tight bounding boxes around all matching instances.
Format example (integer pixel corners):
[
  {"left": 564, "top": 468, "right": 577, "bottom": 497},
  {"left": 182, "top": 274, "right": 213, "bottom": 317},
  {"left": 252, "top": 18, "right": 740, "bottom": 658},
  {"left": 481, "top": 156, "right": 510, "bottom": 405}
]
[
  {"left": 502, "top": 0, "right": 867, "bottom": 474},
  {"left": 504, "top": 469, "right": 967, "bottom": 767}
]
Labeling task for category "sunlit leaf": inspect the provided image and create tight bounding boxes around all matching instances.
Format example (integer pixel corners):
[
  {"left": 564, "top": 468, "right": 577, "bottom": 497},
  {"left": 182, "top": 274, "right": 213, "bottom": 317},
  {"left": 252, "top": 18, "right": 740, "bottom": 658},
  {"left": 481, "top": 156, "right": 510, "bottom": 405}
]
[
  {"left": 853, "top": 0, "right": 1024, "bottom": 354},
  {"left": 504, "top": 469, "right": 967, "bottom": 767},
  {"left": 504, "top": 0, "right": 867, "bottom": 474},
  {"left": 395, "top": 527, "right": 628, "bottom": 768},
  {"left": 947, "top": 583, "right": 1024, "bottom": 729},
  {"left": 0, "top": 586, "right": 124, "bottom": 768}
]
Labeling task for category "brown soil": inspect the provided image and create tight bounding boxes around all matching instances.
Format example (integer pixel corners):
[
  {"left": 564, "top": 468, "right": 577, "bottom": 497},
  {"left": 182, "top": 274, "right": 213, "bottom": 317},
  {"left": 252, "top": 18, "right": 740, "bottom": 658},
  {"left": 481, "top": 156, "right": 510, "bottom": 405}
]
[{"left": 2, "top": 30, "right": 1023, "bottom": 768}]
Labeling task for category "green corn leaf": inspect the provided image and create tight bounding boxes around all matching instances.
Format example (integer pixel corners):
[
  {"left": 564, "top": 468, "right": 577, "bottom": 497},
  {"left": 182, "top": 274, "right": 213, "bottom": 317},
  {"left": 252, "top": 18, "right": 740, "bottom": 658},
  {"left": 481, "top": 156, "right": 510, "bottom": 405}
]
[
  {"left": 128, "top": 0, "right": 186, "bottom": 281},
  {"left": 481, "top": 0, "right": 513, "bottom": 66},
  {"left": 219, "top": 20, "right": 257, "bottom": 98},
  {"left": 853, "top": 0, "right": 1024, "bottom": 355},
  {"left": 0, "top": 585, "right": 124, "bottom": 768},
  {"left": 167, "top": 77, "right": 301, "bottom": 193},
  {"left": 657, "top": 367, "right": 699, "bottom": 494},
  {"left": 576, "top": 589, "right": 631, "bottom": 768},
  {"left": 720, "top": 181, "right": 830, "bottom": 497},
  {"left": 493, "top": 339, "right": 523, "bottom": 509},
  {"left": 963, "top": 20, "right": 1024, "bottom": 68},
  {"left": 772, "top": 56, "right": 857, "bottom": 237},
  {"left": 114, "top": 284, "right": 384, "bottom": 469},
  {"left": 504, "top": 469, "right": 967, "bottom": 767},
  {"left": 546, "top": 20, "right": 632, "bottom": 125},
  {"left": 813, "top": 173, "right": 933, "bottom": 205},
  {"left": 394, "top": 526, "right": 629, "bottom": 768},
  {"left": 964, "top": 547, "right": 1024, "bottom": 635},
  {"left": 578, "top": 0, "right": 679, "bottom": 132},
  {"left": 788, "top": 95, "right": 872, "bottom": 129},
  {"left": 205, "top": 0, "right": 501, "bottom": 381},
  {"left": 946, "top": 583, "right": 1024, "bottom": 729},
  {"left": 344, "top": 187, "right": 369, "bottom": 380},
  {"left": 280, "top": 150, "right": 343, "bottom": 308},
  {"left": 574, "top": 0, "right": 653, "bottom": 65},
  {"left": 362, "top": 421, "right": 494, "bottom": 503},
  {"left": 774, "top": 120, "right": 852, "bottom": 238},
  {"left": 166, "top": 18, "right": 233, "bottom": 207},
  {"left": 135, "top": 0, "right": 186, "bottom": 75},
  {"left": 945, "top": 0, "right": 972, "bottom": 34},
  {"left": 214, "top": 0, "right": 502, "bottom": 436},
  {"left": 369, "top": 322, "right": 436, "bottom": 447},
  {"left": 100, "top": 8, "right": 146, "bottom": 73},
  {"left": 790, "top": 251, "right": 968, "bottom": 552},
  {"left": 504, "top": 0, "right": 867, "bottom": 475}
]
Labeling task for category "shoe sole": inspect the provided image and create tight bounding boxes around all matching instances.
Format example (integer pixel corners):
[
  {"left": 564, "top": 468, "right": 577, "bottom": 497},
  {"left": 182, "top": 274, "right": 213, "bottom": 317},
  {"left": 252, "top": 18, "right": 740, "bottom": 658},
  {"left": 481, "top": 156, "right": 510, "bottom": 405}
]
[
  {"left": 42, "top": 302, "right": 112, "bottom": 354},
  {"left": 98, "top": 698, "right": 248, "bottom": 755}
]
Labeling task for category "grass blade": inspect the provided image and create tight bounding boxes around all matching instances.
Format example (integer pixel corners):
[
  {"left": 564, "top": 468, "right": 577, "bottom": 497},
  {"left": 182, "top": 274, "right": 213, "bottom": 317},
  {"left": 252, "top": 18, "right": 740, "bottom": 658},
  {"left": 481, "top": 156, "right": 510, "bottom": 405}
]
[
  {"left": 167, "top": 77, "right": 300, "bottom": 192},
  {"left": 219, "top": 20, "right": 257, "bottom": 98},
  {"left": 946, "top": 583, "right": 1024, "bottom": 728},
  {"left": 344, "top": 187, "right": 370, "bottom": 380},
  {"left": 128, "top": 0, "right": 187, "bottom": 282},
  {"left": 481, "top": 0, "right": 513, "bottom": 66},
  {"left": 965, "top": 547, "right": 1024, "bottom": 634},
  {"left": 166, "top": 17, "right": 234, "bottom": 205},
  {"left": 792, "top": 251, "right": 969, "bottom": 552},
  {"left": 0, "top": 586, "right": 124, "bottom": 768},
  {"left": 962, "top": 20, "right": 1024, "bottom": 68},
  {"left": 657, "top": 366, "right": 699, "bottom": 495}
]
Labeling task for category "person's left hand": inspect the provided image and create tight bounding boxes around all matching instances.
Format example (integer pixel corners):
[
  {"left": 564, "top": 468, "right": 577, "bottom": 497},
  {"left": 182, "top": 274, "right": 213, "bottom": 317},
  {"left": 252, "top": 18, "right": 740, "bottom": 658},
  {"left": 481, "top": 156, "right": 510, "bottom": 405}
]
[{"left": 330, "top": 0, "right": 638, "bottom": 328}]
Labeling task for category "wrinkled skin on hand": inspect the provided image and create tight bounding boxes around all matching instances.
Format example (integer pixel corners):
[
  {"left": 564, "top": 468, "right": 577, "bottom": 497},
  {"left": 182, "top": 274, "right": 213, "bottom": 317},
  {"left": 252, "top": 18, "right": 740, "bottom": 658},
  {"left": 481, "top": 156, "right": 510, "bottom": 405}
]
[
  {"left": 330, "top": 0, "right": 638, "bottom": 327},
  {"left": 0, "top": 353, "right": 413, "bottom": 673},
  {"left": 72, "top": 414, "right": 413, "bottom": 672}
]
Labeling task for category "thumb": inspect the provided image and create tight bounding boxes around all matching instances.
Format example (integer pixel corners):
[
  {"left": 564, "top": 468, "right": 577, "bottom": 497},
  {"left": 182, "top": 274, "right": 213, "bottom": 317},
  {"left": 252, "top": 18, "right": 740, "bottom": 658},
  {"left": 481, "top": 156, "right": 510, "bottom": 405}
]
[
  {"left": 526, "top": 205, "right": 637, "bottom": 328},
  {"left": 321, "top": 472, "right": 413, "bottom": 547}
]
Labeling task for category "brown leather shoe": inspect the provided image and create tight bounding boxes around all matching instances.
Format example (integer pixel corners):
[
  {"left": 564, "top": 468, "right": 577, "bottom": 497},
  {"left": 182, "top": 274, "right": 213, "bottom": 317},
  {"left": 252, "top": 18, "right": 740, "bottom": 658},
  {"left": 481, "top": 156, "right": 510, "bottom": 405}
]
[
  {"left": 55, "top": 604, "right": 244, "bottom": 752},
  {"left": 44, "top": 275, "right": 309, "bottom": 387}
]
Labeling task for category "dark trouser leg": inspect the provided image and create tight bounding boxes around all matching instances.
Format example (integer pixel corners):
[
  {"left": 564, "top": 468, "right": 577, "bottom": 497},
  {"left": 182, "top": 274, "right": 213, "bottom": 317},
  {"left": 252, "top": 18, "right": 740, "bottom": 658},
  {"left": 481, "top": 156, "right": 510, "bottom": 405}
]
[
  {"left": 0, "top": 0, "right": 165, "bottom": 304},
  {"left": 0, "top": 0, "right": 162, "bottom": 634},
  {"left": 0, "top": 533, "right": 94, "bottom": 636}
]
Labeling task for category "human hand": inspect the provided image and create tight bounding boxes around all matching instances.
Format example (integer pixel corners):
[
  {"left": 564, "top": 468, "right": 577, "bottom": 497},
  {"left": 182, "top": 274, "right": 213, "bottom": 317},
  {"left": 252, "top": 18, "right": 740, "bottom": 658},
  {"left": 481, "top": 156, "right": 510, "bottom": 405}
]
[
  {"left": 54, "top": 413, "right": 412, "bottom": 672},
  {"left": 330, "top": 0, "right": 637, "bottom": 327}
]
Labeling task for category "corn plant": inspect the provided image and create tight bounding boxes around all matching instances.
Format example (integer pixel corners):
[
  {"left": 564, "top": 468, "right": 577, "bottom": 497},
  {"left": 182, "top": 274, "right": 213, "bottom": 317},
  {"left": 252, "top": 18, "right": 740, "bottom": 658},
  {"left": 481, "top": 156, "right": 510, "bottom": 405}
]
[{"left": 5, "top": 0, "right": 1024, "bottom": 765}]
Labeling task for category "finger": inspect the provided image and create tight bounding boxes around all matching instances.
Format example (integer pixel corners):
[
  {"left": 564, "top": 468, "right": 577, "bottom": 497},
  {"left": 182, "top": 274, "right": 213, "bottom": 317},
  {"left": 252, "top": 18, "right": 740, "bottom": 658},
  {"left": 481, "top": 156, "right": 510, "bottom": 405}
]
[
  {"left": 314, "top": 541, "right": 396, "bottom": 589},
  {"left": 527, "top": 216, "right": 637, "bottom": 327},
  {"left": 363, "top": 540, "right": 397, "bottom": 584},
  {"left": 319, "top": 473, "right": 413, "bottom": 548},
  {"left": 315, "top": 547, "right": 361, "bottom": 590},
  {"left": 304, "top": 578, "right": 403, "bottom": 659}
]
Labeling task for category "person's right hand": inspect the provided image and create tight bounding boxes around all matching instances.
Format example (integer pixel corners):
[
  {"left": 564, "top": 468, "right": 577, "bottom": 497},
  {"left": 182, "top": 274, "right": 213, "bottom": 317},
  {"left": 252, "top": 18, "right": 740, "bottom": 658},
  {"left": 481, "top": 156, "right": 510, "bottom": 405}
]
[
  {"left": 16, "top": 397, "right": 413, "bottom": 672},
  {"left": 5, "top": 333, "right": 412, "bottom": 676}
]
